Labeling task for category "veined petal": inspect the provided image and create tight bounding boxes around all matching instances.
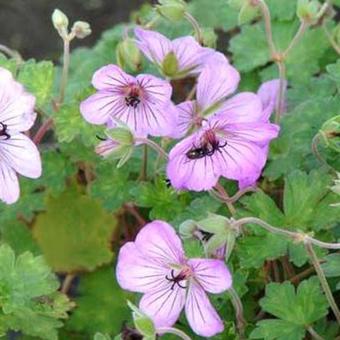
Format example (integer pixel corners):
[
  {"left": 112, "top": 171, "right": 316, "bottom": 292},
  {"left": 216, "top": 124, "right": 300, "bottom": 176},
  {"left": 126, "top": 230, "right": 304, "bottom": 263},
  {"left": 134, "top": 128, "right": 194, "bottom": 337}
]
[
  {"left": 197, "top": 61, "right": 240, "bottom": 112},
  {"left": 257, "top": 79, "right": 286, "bottom": 120},
  {"left": 134, "top": 27, "right": 172, "bottom": 66},
  {"left": 189, "top": 258, "right": 232, "bottom": 294},
  {"left": 80, "top": 90, "right": 123, "bottom": 125},
  {"left": 116, "top": 242, "right": 168, "bottom": 293},
  {"left": 185, "top": 282, "right": 224, "bottom": 337},
  {"left": 171, "top": 100, "right": 195, "bottom": 139},
  {"left": 215, "top": 92, "right": 264, "bottom": 124},
  {"left": 0, "top": 133, "right": 41, "bottom": 179},
  {"left": 0, "top": 162, "right": 19, "bottom": 204},
  {"left": 172, "top": 36, "right": 213, "bottom": 74},
  {"left": 167, "top": 135, "right": 220, "bottom": 191},
  {"left": 135, "top": 221, "right": 185, "bottom": 267},
  {"left": 139, "top": 279, "right": 186, "bottom": 329},
  {"left": 92, "top": 64, "right": 135, "bottom": 90}
]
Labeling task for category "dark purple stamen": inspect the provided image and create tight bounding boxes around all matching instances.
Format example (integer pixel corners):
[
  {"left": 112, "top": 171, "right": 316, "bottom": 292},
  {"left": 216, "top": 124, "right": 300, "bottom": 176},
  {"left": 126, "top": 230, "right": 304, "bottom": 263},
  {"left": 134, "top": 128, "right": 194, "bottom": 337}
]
[
  {"left": 165, "top": 269, "right": 187, "bottom": 290},
  {"left": 0, "top": 122, "right": 10, "bottom": 140}
]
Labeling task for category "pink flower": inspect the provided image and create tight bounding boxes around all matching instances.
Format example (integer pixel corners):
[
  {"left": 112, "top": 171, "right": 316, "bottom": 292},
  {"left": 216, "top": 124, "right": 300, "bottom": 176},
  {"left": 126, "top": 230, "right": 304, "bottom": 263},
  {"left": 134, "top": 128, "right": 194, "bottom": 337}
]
[
  {"left": 134, "top": 27, "right": 214, "bottom": 78},
  {"left": 80, "top": 64, "right": 177, "bottom": 137},
  {"left": 116, "top": 220, "right": 232, "bottom": 337},
  {"left": 166, "top": 61, "right": 280, "bottom": 191},
  {"left": 0, "top": 68, "right": 41, "bottom": 204}
]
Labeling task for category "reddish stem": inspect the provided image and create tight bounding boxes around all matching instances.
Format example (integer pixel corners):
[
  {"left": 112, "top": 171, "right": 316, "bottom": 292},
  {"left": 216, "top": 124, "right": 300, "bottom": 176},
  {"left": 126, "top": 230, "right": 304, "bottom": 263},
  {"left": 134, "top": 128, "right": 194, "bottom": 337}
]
[{"left": 33, "top": 117, "right": 53, "bottom": 145}]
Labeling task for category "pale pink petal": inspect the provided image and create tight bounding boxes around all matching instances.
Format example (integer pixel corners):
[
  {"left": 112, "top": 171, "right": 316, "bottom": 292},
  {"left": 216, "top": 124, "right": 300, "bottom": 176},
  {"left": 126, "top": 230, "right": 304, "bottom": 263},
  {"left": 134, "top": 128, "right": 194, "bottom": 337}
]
[
  {"left": 189, "top": 258, "right": 232, "bottom": 293},
  {"left": 140, "top": 279, "right": 186, "bottom": 329},
  {"left": 166, "top": 135, "right": 220, "bottom": 191},
  {"left": 172, "top": 37, "right": 213, "bottom": 74},
  {"left": 136, "top": 74, "right": 172, "bottom": 105},
  {"left": 134, "top": 27, "right": 172, "bottom": 66},
  {"left": 80, "top": 90, "right": 123, "bottom": 125},
  {"left": 91, "top": 64, "right": 135, "bottom": 90},
  {"left": 170, "top": 100, "right": 195, "bottom": 139},
  {"left": 215, "top": 92, "right": 265, "bottom": 123},
  {"left": 0, "top": 133, "right": 41, "bottom": 178},
  {"left": 185, "top": 282, "right": 224, "bottom": 337},
  {"left": 135, "top": 221, "right": 185, "bottom": 266},
  {"left": 0, "top": 161, "right": 19, "bottom": 204},
  {"left": 95, "top": 139, "right": 119, "bottom": 157},
  {"left": 116, "top": 242, "right": 168, "bottom": 293},
  {"left": 196, "top": 61, "right": 240, "bottom": 112},
  {"left": 257, "top": 79, "right": 287, "bottom": 120}
]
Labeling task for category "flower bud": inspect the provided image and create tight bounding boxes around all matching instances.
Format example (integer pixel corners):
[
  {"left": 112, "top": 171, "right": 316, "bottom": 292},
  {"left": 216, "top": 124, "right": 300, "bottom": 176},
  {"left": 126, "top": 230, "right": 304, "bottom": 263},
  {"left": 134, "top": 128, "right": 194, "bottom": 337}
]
[
  {"left": 198, "top": 213, "right": 232, "bottom": 234},
  {"left": 156, "top": 0, "right": 187, "bottom": 22},
  {"left": 319, "top": 115, "right": 340, "bottom": 152},
  {"left": 71, "top": 21, "right": 92, "bottom": 39},
  {"left": 297, "top": 0, "right": 321, "bottom": 24},
  {"left": 161, "top": 51, "right": 179, "bottom": 77},
  {"left": 200, "top": 28, "right": 217, "bottom": 48},
  {"left": 96, "top": 127, "right": 135, "bottom": 168},
  {"left": 116, "top": 38, "right": 142, "bottom": 72},
  {"left": 52, "top": 9, "right": 69, "bottom": 37}
]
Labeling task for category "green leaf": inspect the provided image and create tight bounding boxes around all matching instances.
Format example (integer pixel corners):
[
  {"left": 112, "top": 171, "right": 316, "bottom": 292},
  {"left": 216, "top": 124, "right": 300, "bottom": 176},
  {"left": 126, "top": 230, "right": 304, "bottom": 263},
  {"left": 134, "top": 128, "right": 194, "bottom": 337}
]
[
  {"left": 94, "top": 333, "right": 112, "bottom": 340},
  {"left": 259, "top": 277, "right": 328, "bottom": 325},
  {"left": 0, "top": 244, "right": 74, "bottom": 339},
  {"left": 18, "top": 60, "right": 55, "bottom": 108},
  {"left": 321, "top": 253, "right": 340, "bottom": 277},
  {"left": 33, "top": 185, "right": 117, "bottom": 272},
  {"left": 327, "top": 59, "right": 340, "bottom": 89},
  {"left": 66, "top": 266, "right": 133, "bottom": 336},
  {"left": 127, "top": 301, "right": 155, "bottom": 338},
  {"left": 266, "top": 0, "right": 297, "bottom": 21},
  {"left": 250, "top": 319, "right": 305, "bottom": 340},
  {"left": 0, "top": 54, "right": 17, "bottom": 74}
]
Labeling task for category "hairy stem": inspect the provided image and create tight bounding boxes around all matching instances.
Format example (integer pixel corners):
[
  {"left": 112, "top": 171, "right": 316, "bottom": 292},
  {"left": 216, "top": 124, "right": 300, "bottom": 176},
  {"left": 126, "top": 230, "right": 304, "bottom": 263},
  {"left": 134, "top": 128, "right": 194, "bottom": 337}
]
[
  {"left": 157, "top": 327, "right": 192, "bottom": 340},
  {"left": 234, "top": 217, "right": 340, "bottom": 249},
  {"left": 307, "top": 326, "right": 325, "bottom": 340},
  {"left": 184, "top": 12, "right": 203, "bottom": 44},
  {"left": 214, "top": 183, "right": 237, "bottom": 216},
  {"left": 211, "top": 186, "right": 258, "bottom": 204},
  {"left": 59, "top": 38, "right": 71, "bottom": 105},
  {"left": 305, "top": 241, "right": 340, "bottom": 324},
  {"left": 323, "top": 24, "right": 340, "bottom": 55},
  {"left": 140, "top": 144, "right": 148, "bottom": 181},
  {"left": 283, "top": 21, "right": 308, "bottom": 58},
  {"left": 61, "top": 273, "right": 75, "bottom": 294},
  {"left": 33, "top": 117, "right": 54, "bottom": 145},
  {"left": 135, "top": 137, "right": 169, "bottom": 160},
  {"left": 258, "top": 0, "right": 277, "bottom": 56},
  {"left": 229, "top": 287, "right": 246, "bottom": 339},
  {"left": 274, "top": 60, "right": 286, "bottom": 124}
]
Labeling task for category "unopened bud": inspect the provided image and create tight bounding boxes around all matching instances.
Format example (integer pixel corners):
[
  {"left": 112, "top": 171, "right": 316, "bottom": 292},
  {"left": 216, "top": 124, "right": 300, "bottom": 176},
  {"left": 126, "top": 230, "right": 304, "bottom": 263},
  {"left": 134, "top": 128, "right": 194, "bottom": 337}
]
[
  {"left": 200, "top": 28, "right": 217, "bottom": 48},
  {"left": 162, "top": 51, "right": 179, "bottom": 77},
  {"left": 198, "top": 214, "right": 233, "bottom": 234},
  {"left": 52, "top": 9, "right": 69, "bottom": 37},
  {"left": 319, "top": 115, "right": 340, "bottom": 152},
  {"left": 297, "top": 0, "right": 321, "bottom": 24},
  {"left": 117, "top": 38, "right": 142, "bottom": 72},
  {"left": 71, "top": 21, "right": 92, "bottom": 39},
  {"left": 156, "top": 0, "right": 187, "bottom": 22}
]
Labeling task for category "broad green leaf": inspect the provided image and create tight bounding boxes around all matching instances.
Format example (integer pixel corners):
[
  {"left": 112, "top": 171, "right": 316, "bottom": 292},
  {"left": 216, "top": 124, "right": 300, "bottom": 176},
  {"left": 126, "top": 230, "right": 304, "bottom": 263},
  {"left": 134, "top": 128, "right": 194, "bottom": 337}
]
[
  {"left": 321, "top": 253, "right": 340, "bottom": 277},
  {"left": 94, "top": 333, "right": 111, "bottom": 340},
  {"left": 66, "top": 266, "right": 133, "bottom": 336},
  {"left": 18, "top": 60, "right": 55, "bottom": 108},
  {"left": 0, "top": 54, "right": 17, "bottom": 74},
  {"left": 0, "top": 244, "right": 74, "bottom": 339},
  {"left": 33, "top": 185, "right": 117, "bottom": 272},
  {"left": 250, "top": 319, "right": 305, "bottom": 340},
  {"left": 259, "top": 277, "right": 328, "bottom": 325}
]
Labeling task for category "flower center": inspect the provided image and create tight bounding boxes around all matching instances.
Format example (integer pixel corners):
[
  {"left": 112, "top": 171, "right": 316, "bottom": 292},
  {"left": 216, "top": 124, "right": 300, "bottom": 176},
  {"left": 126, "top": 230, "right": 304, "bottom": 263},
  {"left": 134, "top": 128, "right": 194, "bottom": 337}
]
[
  {"left": 0, "top": 122, "right": 10, "bottom": 140},
  {"left": 165, "top": 267, "right": 191, "bottom": 290},
  {"left": 186, "top": 129, "right": 227, "bottom": 160},
  {"left": 125, "top": 85, "right": 141, "bottom": 108}
]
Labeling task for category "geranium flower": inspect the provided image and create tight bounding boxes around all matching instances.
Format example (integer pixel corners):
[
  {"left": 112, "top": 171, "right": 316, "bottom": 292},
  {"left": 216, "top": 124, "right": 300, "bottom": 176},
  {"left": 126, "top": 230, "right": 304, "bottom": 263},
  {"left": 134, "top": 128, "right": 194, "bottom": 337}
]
[
  {"left": 0, "top": 67, "right": 41, "bottom": 204},
  {"left": 134, "top": 27, "right": 215, "bottom": 78},
  {"left": 80, "top": 64, "right": 177, "bottom": 137},
  {"left": 116, "top": 220, "right": 232, "bottom": 337},
  {"left": 166, "top": 62, "right": 280, "bottom": 191}
]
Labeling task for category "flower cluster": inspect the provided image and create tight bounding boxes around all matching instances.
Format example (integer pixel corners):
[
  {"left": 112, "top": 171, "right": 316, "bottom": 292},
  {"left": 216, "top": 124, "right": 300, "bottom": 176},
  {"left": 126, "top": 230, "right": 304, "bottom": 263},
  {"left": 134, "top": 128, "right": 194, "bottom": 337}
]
[
  {"left": 80, "top": 27, "right": 282, "bottom": 336},
  {"left": 0, "top": 68, "right": 41, "bottom": 204}
]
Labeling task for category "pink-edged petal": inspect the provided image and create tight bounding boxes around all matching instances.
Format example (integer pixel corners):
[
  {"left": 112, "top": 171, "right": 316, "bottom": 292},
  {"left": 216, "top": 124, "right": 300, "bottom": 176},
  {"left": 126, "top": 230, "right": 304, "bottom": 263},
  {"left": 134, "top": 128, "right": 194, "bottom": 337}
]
[
  {"left": 257, "top": 79, "right": 287, "bottom": 120},
  {"left": 189, "top": 258, "right": 232, "bottom": 294},
  {"left": 137, "top": 74, "right": 172, "bottom": 105},
  {"left": 134, "top": 27, "right": 172, "bottom": 66},
  {"left": 95, "top": 139, "right": 119, "bottom": 157},
  {"left": 139, "top": 279, "right": 186, "bottom": 329},
  {"left": 0, "top": 162, "right": 19, "bottom": 204},
  {"left": 172, "top": 36, "right": 213, "bottom": 74},
  {"left": 170, "top": 100, "right": 195, "bottom": 139},
  {"left": 0, "top": 133, "right": 41, "bottom": 178},
  {"left": 80, "top": 90, "right": 123, "bottom": 125},
  {"left": 185, "top": 282, "right": 224, "bottom": 337},
  {"left": 167, "top": 135, "right": 220, "bottom": 191},
  {"left": 91, "top": 64, "right": 135, "bottom": 91},
  {"left": 214, "top": 138, "right": 266, "bottom": 183},
  {"left": 135, "top": 221, "right": 185, "bottom": 266},
  {"left": 196, "top": 61, "right": 240, "bottom": 112},
  {"left": 215, "top": 92, "right": 265, "bottom": 124},
  {"left": 116, "top": 242, "right": 167, "bottom": 293}
]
